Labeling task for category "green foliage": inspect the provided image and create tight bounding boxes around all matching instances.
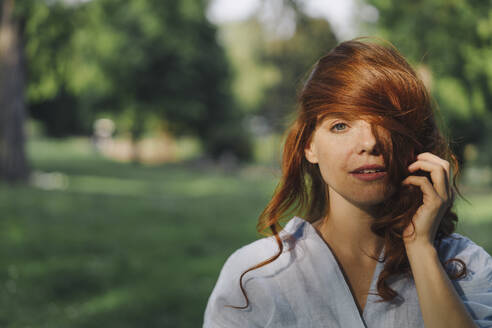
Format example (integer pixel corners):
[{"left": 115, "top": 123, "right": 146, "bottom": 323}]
[
  {"left": 19, "top": 0, "right": 252, "bottom": 160},
  {"left": 219, "top": 21, "right": 280, "bottom": 113},
  {"left": 214, "top": 4, "right": 337, "bottom": 132},
  {"left": 435, "top": 77, "right": 470, "bottom": 119},
  {"left": 75, "top": 0, "right": 252, "bottom": 160},
  {"left": 22, "top": 1, "right": 90, "bottom": 136},
  {"left": 257, "top": 16, "right": 337, "bottom": 130},
  {"left": 24, "top": 2, "right": 78, "bottom": 101},
  {"left": 366, "top": 0, "right": 492, "bottom": 164}
]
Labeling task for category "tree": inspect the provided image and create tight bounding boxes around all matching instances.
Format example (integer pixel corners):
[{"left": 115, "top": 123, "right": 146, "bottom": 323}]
[
  {"left": 13, "top": 0, "right": 251, "bottom": 161},
  {"left": 365, "top": 0, "right": 492, "bottom": 165},
  {"left": 70, "top": 0, "right": 251, "bottom": 161},
  {"left": 0, "top": 0, "right": 29, "bottom": 183},
  {"left": 220, "top": 0, "right": 338, "bottom": 132},
  {"left": 25, "top": 0, "right": 88, "bottom": 136},
  {"left": 257, "top": 14, "right": 338, "bottom": 131}
]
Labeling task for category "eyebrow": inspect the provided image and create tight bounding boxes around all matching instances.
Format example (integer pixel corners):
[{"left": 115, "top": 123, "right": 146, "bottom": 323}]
[{"left": 318, "top": 112, "right": 357, "bottom": 123}]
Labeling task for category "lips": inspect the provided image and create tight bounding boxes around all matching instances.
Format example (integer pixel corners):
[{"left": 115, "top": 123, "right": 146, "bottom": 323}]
[
  {"left": 350, "top": 164, "right": 387, "bottom": 181},
  {"left": 350, "top": 164, "right": 386, "bottom": 173}
]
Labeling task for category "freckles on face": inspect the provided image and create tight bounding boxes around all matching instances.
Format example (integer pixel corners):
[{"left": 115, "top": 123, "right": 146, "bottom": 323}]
[
  {"left": 314, "top": 131, "right": 352, "bottom": 174},
  {"left": 306, "top": 118, "right": 392, "bottom": 206}
]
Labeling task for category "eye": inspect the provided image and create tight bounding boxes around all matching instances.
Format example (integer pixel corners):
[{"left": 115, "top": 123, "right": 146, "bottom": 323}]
[{"left": 331, "top": 122, "right": 348, "bottom": 132}]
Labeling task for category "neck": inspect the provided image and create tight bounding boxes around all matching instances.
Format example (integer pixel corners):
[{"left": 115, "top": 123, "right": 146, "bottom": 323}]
[{"left": 313, "top": 192, "right": 385, "bottom": 262}]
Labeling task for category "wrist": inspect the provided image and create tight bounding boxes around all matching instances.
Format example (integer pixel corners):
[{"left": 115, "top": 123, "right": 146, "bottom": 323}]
[{"left": 404, "top": 240, "right": 437, "bottom": 258}]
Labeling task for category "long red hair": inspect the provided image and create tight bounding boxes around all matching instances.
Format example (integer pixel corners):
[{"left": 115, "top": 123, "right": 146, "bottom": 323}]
[{"left": 233, "top": 37, "right": 466, "bottom": 309}]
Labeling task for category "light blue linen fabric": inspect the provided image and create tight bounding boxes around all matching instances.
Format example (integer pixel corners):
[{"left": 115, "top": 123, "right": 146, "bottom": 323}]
[{"left": 203, "top": 216, "right": 492, "bottom": 328}]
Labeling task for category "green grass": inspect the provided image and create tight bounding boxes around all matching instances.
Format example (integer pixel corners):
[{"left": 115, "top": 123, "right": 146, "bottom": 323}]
[
  {"left": 1, "top": 138, "right": 278, "bottom": 327},
  {"left": 0, "top": 137, "right": 491, "bottom": 327}
]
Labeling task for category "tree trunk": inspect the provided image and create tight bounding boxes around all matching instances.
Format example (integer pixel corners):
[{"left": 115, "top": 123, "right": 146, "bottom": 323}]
[
  {"left": 130, "top": 107, "right": 144, "bottom": 165},
  {"left": 0, "top": 0, "right": 29, "bottom": 183}
]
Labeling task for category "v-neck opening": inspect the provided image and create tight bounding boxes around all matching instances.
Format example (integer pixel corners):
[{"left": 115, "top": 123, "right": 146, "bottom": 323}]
[{"left": 292, "top": 216, "right": 385, "bottom": 326}]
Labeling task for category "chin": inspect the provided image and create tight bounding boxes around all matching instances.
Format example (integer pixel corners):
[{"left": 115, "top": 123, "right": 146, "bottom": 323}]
[
  {"left": 351, "top": 197, "right": 386, "bottom": 207},
  {"left": 345, "top": 186, "right": 394, "bottom": 207}
]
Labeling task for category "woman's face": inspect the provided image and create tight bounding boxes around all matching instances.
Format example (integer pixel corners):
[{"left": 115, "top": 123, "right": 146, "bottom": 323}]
[{"left": 305, "top": 116, "right": 394, "bottom": 208}]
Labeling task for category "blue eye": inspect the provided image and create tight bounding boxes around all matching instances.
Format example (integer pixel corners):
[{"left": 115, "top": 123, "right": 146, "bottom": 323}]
[{"left": 331, "top": 122, "right": 347, "bottom": 132}]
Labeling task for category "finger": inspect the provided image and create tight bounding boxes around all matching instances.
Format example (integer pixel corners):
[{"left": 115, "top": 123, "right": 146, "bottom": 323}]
[
  {"left": 415, "top": 153, "right": 454, "bottom": 204},
  {"left": 416, "top": 152, "right": 450, "bottom": 176},
  {"left": 402, "top": 175, "right": 440, "bottom": 201},
  {"left": 408, "top": 160, "right": 450, "bottom": 201}
]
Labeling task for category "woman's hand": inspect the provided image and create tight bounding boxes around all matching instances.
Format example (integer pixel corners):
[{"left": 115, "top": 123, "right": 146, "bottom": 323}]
[
  {"left": 401, "top": 152, "right": 454, "bottom": 247},
  {"left": 401, "top": 153, "right": 478, "bottom": 328}
]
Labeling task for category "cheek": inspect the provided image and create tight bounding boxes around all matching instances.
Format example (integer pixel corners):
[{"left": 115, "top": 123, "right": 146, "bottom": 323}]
[
  {"left": 317, "top": 142, "right": 351, "bottom": 169},
  {"left": 316, "top": 148, "right": 351, "bottom": 183}
]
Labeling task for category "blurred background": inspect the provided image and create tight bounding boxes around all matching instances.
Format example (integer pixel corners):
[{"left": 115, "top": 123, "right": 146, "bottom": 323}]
[{"left": 0, "top": 0, "right": 491, "bottom": 326}]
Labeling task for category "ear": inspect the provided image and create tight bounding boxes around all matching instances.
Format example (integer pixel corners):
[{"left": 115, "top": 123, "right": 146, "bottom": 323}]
[{"left": 304, "top": 140, "right": 319, "bottom": 164}]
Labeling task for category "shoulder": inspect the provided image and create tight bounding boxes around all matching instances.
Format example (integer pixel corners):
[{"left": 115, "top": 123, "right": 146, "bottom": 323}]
[
  {"left": 437, "top": 233, "right": 492, "bottom": 289},
  {"left": 218, "top": 216, "right": 311, "bottom": 280},
  {"left": 203, "top": 217, "right": 310, "bottom": 327},
  {"left": 437, "top": 234, "right": 492, "bottom": 324},
  {"left": 222, "top": 236, "right": 280, "bottom": 276},
  {"left": 438, "top": 232, "right": 491, "bottom": 264},
  {"left": 203, "top": 237, "right": 278, "bottom": 327}
]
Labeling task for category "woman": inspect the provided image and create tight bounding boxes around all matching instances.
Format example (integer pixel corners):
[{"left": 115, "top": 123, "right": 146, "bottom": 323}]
[{"left": 203, "top": 38, "right": 492, "bottom": 328}]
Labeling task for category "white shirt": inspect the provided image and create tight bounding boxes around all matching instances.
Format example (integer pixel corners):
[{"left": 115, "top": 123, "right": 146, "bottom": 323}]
[{"left": 204, "top": 216, "right": 492, "bottom": 327}]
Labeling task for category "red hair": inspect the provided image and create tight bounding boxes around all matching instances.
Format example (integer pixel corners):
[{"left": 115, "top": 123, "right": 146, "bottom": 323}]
[{"left": 233, "top": 37, "right": 466, "bottom": 309}]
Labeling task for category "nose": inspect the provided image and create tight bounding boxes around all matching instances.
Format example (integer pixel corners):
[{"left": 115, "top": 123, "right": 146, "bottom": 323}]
[{"left": 355, "top": 121, "right": 380, "bottom": 155}]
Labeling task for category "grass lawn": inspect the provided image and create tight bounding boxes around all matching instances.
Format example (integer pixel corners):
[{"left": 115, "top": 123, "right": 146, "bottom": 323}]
[{"left": 0, "top": 137, "right": 491, "bottom": 327}]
